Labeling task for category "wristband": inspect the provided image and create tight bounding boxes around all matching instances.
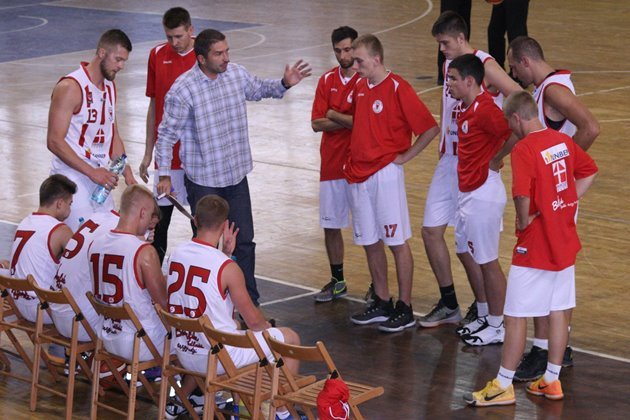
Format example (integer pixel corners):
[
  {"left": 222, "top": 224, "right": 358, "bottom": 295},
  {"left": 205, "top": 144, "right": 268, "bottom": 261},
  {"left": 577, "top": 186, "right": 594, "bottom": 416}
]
[{"left": 280, "top": 78, "right": 291, "bottom": 90}]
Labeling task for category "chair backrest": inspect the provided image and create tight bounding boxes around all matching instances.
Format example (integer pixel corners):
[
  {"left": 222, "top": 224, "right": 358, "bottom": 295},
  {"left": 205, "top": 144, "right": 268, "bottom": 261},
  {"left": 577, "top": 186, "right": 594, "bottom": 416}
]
[
  {"left": 86, "top": 291, "right": 161, "bottom": 361},
  {"left": 155, "top": 304, "right": 208, "bottom": 334},
  {"left": 28, "top": 277, "right": 99, "bottom": 343},
  {"left": 0, "top": 274, "right": 37, "bottom": 320},
  {"left": 200, "top": 319, "right": 260, "bottom": 377}
]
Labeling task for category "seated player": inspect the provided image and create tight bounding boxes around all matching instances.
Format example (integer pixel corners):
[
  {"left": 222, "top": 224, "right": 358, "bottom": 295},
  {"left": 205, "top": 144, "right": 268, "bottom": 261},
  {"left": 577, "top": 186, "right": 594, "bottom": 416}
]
[
  {"left": 9, "top": 174, "right": 75, "bottom": 322},
  {"left": 464, "top": 91, "right": 598, "bottom": 406},
  {"left": 165, "top": 194, "right": 301, "bottom": 419},
  {"left": 88, "top": 185, "right": 166, "bottom": 361}
]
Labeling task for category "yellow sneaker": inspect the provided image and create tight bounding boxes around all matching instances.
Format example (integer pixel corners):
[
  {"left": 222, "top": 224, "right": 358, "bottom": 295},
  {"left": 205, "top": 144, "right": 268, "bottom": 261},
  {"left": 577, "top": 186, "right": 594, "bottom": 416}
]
[
  {"left": 526, "top": 377, "right": 564, "bottom": 400},
  {"left": 464, "top": 378, "right": 516, "bottom": 407}
]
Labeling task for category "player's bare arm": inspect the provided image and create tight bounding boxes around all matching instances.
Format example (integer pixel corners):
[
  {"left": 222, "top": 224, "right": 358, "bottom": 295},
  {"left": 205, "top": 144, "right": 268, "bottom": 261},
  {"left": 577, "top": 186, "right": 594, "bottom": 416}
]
[
  {"left": 49, "top": 224, "right": 74, "bottom": 260},
  {"left": 394, "top": 125, "right": 439, "bottom": 165},
  {"left": 223, "top": 263, "right": 271, "bottom": 331},
  {"left": 484, "top": 59, "right": 522, "bottom": 97},
  {"left": 47, "top": 79, "right": 115, "bottom": 186},
  {"left": 513, "top": 195, "right": 532, "bottom": 231},
  {"left": 111, "top": 121, "right": 137, "bottom": 186},
  {"left": 139, "top": 98, "right": 156, "bottom": 183},
  {"left": 575, "top": 173, "right": 597, "bottom": 199},
  {"left": 137, "top": 244, "right": 168, "bottom": 308},
  {"left": 489, "top": 132, "right": 519, "bottom": 171},
  {"left": 544, "top": 84, "right": 600, "bottom": 151},
  {"left": 311, "top": 117, "right": 344, "bottom": 132},
  {"left": 325, "top": 109, "right": 353, "bottom": 129},
  {"left": 282, "top": 59, "right": 312, "bottom": 87}
]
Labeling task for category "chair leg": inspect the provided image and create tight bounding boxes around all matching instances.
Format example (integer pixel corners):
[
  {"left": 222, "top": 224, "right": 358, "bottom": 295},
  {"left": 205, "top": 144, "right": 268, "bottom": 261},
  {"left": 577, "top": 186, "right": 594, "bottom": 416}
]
[
  {"left": 90, "top": 347, "right": 102, "bottom": 420},
  {"left": 65, "top": 343, "right": 79, "bottom": 420},
  {"left": 29, "top": 337, "right": 43, "bottom": 411}
]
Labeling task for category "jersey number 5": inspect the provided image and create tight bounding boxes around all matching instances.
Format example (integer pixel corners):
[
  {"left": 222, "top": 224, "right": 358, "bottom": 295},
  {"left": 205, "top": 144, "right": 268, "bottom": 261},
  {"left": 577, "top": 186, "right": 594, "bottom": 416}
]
[{"left": 167, "top": 262, "right": 211, "bottom": 318}]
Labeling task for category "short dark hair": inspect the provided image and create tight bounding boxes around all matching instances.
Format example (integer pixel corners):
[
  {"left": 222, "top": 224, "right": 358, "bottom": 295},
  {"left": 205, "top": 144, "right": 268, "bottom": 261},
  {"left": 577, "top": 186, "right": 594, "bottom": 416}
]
[
  {"left": 431, "top": 11, "right": 469, "bottom": 40},
  {"left": 194, "top": 29, "right": 226, "bottom": 58},
  {"left": 39, "top": 174, "right": 76, "bottom": 207},
  {"left": 449, "top": 54, "right": 484, "bottom": 85},
  {"left": 352, "top": 34, "right": 384, "bottom": 63},
  {"left": 331, "top": 26, "right": 358, "bottom": 45},
  {"left": 509, "top": 36, "right": 545, "bottom": 62},
  {"left": 163, "top": 7, "right": 192, "bottom": 30},
  {"left": 97, "top": 29, "right": 132, "bottom": 52},
  {"left": 195, "top": 195, "right": 229, "bottom": 231}
]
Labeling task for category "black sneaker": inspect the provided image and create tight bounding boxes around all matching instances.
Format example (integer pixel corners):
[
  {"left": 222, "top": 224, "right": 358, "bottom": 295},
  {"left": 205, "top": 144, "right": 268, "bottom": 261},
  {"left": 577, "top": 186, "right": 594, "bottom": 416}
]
[
  {"left": 350, "top": 296, "right": 394, "bottom": 325},
  {"left": 562, "top": 346, "right": 574, "bottom": 367},
  {"left": 514, "top": 345, "right": 547, "bottom": 382},
  {"left": 460, "top": 300, "right": 478, "bottom": 326},
  {"left": 165, "top": 394, "right": 204, "bottom": 419},
  {"left": 378, "top": 301, "right": 416, "bottom": 332}
]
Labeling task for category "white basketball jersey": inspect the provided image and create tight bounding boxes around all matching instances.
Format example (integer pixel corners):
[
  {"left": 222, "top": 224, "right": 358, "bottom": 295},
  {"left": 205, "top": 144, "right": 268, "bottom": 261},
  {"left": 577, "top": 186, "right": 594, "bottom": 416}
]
[
  {"left": 51, "top": 210, "right": 119, "bottom": 317},
  {"left": 10, "top": 213, "right": 65, "bottom": 301},
  {"left": 166, "top": 239, "right": 235, "bottom": 356},
  {"left": 51, "top": 63, "right": 116, "bottom": 173},
  {"left": 533, "top": 70, "right": 577, "bottom": 137},
  {"left": 440, "top": 50, "right": 504, "bottom": 156},
  {"left": 89, "top": 230, "right": 162, "bottom": 339}
]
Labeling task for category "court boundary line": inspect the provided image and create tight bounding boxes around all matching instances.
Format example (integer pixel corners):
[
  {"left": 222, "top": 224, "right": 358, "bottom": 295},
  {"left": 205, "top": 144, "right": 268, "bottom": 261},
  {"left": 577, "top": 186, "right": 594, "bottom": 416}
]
[{"left": 256, "top": 274, "right": 630, "bottom": 364}]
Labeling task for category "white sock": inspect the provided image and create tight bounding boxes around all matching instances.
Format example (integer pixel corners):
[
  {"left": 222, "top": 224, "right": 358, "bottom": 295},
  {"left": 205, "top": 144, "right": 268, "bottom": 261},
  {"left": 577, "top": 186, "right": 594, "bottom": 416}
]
[
  {"left": 533, "top": 338, "right": 549, "bottom": 350},
  {"left": 477, "top": 301, "right": 489, "bottom": 317},
  {"left": 276, "top": 410, "right": 290, "bottom": 419},
  {"left": 487, "top": 314, "right": 504, "bottom": 327},
  {"left": 543, "top": 362, "right": 561, "bottom": 384},
  {"left": 496, "top": 366, "right": 515, "bottom": 389}
]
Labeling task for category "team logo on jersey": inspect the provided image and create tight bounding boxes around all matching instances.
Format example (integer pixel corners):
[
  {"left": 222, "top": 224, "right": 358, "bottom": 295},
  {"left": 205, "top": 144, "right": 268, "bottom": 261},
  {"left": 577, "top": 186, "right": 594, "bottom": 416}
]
[
  {"left": 541, "top": 143, "right": 569, "bottom": 165},
  {"left": 372, "top": 100, "right": 383, "bottom": 114},
  {"left": 552, "top": 160, "right": 568, "bottom": 192},
  {"left": 347, "top": 91, "right": 353, "bottom": 103},
  {"left": 516, "top": 246, "right": 527, "bottom": 255},
  {"left": 93, "top": 128, "right": 106, "bottom": 144},
  {"left": 86, "top": 90, "right": 93, "bottom": 107},
  {"left": 108, "top": 108, "right": 114, "bottom": 122},
  {"left": 461, "top": 120, "right": 469, "bottom": 134}
]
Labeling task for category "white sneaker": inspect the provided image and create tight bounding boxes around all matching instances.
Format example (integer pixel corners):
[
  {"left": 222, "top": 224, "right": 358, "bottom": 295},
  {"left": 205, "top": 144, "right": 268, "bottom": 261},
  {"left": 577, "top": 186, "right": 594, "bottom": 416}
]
[
  {"left": 456, "top": 316, "right": 487, "bottom": 337},
  {"left": 461, "top": 321, "right": 504, "bottom": 346}
]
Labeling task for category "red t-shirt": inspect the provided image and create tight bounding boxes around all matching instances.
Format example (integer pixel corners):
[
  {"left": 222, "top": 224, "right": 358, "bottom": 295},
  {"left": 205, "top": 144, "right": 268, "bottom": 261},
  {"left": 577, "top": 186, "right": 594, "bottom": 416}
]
[
  {"left": 457, "top": 92, "right": 511, "bottom": 192},
  {"left": 311, "top": 67, "right": 358, "bottom": 181},
  {"left": 511, "top": 128, "right": 598, "bottom": 270},
  {"left": 344, "top": 73, "right": 437, "bottom": 183},
  {"left": 146, "top": 42, "right": 197, "bottom": 169}
]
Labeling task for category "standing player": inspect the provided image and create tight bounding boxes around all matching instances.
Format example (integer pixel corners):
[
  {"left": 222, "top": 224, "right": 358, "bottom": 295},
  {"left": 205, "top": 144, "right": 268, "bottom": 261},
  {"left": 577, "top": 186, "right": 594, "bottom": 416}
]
[
  {"left": 311, "top": 26, "right": 359, "bottom": 302},
  {"left": 446, "top": 54, "right": 513, "bottom": 346},
  {"left": 164, "top": 194, "right": 301, "bottom": 419},
  {"left": 419, "top": 11, "right": 521, "bottom": 329},
  {"left": 9, "top": 175, "right": 76, "bottom": 322},
  {"left": 328, "top": 34, "right": 439, "bottom": 332},
  {"left": 139, "top": 7, "right": 197, "bottom": 264},
  {"left": 88, "top": 185, "right": 166, "bottom": 362},
  {"left": 506, "top": 35, "right": 600, "bottom": 380},
  {"left": 47, "top": 29, "right": 137, "bottom": 231},
  {"left": 464, "top": 91, "right": 598, "bottom": 406}
]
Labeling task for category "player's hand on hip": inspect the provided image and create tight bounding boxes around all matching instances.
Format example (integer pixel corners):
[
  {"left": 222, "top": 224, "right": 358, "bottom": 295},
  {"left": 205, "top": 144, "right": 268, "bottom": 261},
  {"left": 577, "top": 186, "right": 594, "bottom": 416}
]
[
  {"left": 139, "top": 156, "right": 151, "bottom": 183},
  {"left": 156, "top": 176, "right": 172, "bottom": 196},
  {"left": 90, "top": 167, "right": 118, "bottom": 190},
  {"left": 283, "top": 59, "right": 312, "bottom": 87}
]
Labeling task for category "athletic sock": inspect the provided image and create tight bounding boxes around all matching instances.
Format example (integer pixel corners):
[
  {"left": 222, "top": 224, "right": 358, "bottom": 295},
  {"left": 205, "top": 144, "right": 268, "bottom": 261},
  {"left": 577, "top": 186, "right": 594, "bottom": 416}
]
[
  {"left": 477, "top": 301, "right": 489, "bottom": 317},
  {"left": 439, "top": 284, "right": 459, "bottom": 309},
  {"left": 533, "top": 338, "right": 549, "bottom": 350},
  {"left": 543, "top": 362, "right": 561, "bottom": 383},
  {"left": 276, "top": 410, "right": 291, "bottom": 419},
  {"left": 487, "top": 314, "right": 504, "bottom": 327},
  {"left": 496, "top": 366, "right": 515, "bottom": 389},
  {"left": 330, "top": 264, "right": 344, "bottom": 282}
]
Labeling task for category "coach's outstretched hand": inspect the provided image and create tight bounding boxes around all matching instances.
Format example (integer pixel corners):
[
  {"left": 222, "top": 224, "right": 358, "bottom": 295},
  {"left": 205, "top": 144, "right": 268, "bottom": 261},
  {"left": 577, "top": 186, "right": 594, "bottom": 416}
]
[{"left": 282, "top": 59, "right": 312, "bottom": 88}]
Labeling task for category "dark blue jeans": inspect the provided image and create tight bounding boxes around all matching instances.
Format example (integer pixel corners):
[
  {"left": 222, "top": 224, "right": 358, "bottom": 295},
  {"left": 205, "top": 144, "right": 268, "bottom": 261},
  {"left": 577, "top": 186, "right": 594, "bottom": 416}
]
[{"left": 184, "top": 176, "right": 259, "bottom": 305}]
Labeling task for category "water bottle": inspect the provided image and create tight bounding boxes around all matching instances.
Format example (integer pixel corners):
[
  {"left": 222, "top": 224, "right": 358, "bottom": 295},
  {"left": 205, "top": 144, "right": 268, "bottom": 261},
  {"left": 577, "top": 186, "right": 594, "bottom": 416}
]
[{"left": 91, "top": 154, "right": 127, "bottom": 205}]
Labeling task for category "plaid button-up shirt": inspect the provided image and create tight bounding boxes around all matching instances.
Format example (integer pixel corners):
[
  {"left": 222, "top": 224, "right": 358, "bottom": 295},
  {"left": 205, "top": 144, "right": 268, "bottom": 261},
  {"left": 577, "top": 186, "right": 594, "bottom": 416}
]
[{"left": 156, "top": 63, "right": 287, "bottom": 187}]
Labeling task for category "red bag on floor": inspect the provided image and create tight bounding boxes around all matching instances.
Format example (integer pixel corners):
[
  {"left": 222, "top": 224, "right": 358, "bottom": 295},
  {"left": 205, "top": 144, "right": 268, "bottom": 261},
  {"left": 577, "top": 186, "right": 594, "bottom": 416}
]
[{"left": 317, "top": 375, "right": 350, "bottom": 420}]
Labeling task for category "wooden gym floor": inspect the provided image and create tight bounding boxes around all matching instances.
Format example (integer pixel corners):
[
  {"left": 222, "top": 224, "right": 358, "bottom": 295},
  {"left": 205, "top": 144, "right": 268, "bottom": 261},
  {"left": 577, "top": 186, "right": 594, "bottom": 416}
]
[{"left": 0, "top": 0, "right": 629, "bottom": 418}]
